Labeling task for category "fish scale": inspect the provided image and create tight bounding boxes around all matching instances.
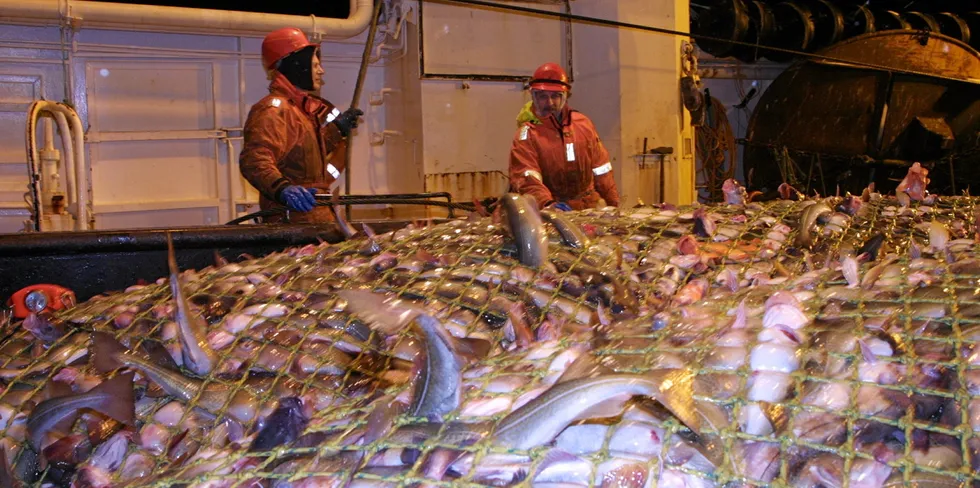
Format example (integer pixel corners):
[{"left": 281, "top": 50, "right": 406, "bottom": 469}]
[{"left": 2, "top": 191, "right": 980, "bottom": 486}]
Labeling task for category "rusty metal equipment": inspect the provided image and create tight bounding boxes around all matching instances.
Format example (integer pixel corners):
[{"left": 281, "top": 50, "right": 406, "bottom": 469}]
[
  {"left": 692, "top": 0, "right": 980, "bottom": 62},
  {"left": 742, "top": 30, "right": 980, "bottom": 198}
]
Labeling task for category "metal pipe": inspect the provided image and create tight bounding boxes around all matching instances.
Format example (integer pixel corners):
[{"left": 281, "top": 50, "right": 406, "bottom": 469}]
[
  {"left": 369, "top": 88, "right": 400, "bottom": 106},
  {"left": 27, "top": 101, "right": 89, "bottom": 231},
  {"left": 60, "top": 20, "right": 73, "bottom": 105},
  {"left": 39, "top": 117, "right": 59, "bottom": 209},
  {"left": 0, "top": 40, "right": 372, "bottom": 64},
  {"left": 26, "top": 103, "right": 46, "bottom": 231},
  {"left": 0, "top": 0, "right": 374, "bottom": 39},
  {"left": 50, "top": 111, "right": 74, "bottom": 220},
  {"left": 235, "top": 36, "right": 247, "bottom": 218},
  {"left": 420, "top": 73, "right": 529, "bottom": 82},
  {"left": 225, "top": 137, "right": 237, "bottom": 220},
  {"left": 369, "top": 2, "right": 408, "bottom": 63},
  {"left": 66, "top": 104, "right": 86, "bottom": 230}
]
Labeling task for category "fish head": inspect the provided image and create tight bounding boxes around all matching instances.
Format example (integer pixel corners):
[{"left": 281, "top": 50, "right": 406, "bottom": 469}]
[
  {"left": 722, "top": 179, "right": 745, "bottom": 205},
  {"left": 23, "top": 312, "right": 67, "bottom": 343}
]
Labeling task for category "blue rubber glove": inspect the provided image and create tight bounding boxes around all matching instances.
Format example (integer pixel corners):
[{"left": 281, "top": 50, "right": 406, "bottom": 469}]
[
  {"left": 280, "top": 185, "right": 317, "bottom": 212},
  {"left": 552, "top": 202, "right": 572, "bottom": 212}
]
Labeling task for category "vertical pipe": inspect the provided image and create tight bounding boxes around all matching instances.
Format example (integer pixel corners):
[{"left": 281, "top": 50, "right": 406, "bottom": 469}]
[
  {"left": 51, "top": 111, "right": 75, "bottom": 219},
  {"left": 62, "top": 103, "right": 89, "bottom": 230},
  {"left": 40, "top": 117, "right": 57, "bottom": 209},
  {"left": 234, "top": 36, "right": 247, "bottom": 217},
  {"left": 209, "top": 61, "right": 224, "bottom": 224},
  {"left": 659, "top": 155, "right": 666, "bottom": 203},
  {"left": 60, "top": 15, "right": 72, "bottom": 103},
  {"left": 226, "top": 139, "right": 237, "bottom": 219},
  {"left": 25, "top": 103, "right": 43, "bottom": 231}
]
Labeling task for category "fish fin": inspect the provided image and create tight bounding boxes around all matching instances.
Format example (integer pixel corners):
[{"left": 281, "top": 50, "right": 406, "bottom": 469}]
[
  {"left": 167, "top": 234, "right": 215, "bottom": 372},
  {"left": 415, "top": 248, "right": 438, "bottom": 265},
  {"left": 556, "top": 352, "right": 613, "bottom": 384},
  {"left": 452, "top": 337, "right": 492, "bottom": 361},
  {"left": 596, "top": 303, "right": 612, "bottom": 327},
  {"left": 882, "top": 389, "right": 912, "bottom": 410},
  {"left": 529, "top": 448, "right": 579, "bottom": 479},
  {"left": 0, "top": 444, "right": 19, "bottom": 488},
  {"left": 693, "top": 400, "right": 731, "bottom": 434},
  {"left": 90, "top": 331, "right": 127, "bottom": 374},
  {"left": 213, "top": 250, "right": 228, "bottom": 267},
  {"left": 90, "top": 372, "right": 136, "bottom": 426},
  {"left": 84, "top": 414, "right": 121, "bottom": 446},
  {"left": 43, "top": 380, "right": 73, "bottom": 402},
  {"left": 138, "top": 340, "right": 180, "bottom": 371},
  {"left": 909, "top": 238, "right": 922, "bottom": 259},
  {"left": 774, "top": 324, "right": 803, "bottom": 345},
  {"left": 759, "top": 401, "right": 788, "bottom": 433},
  {"left": 600, "top": 462, "right": 648, "bottom": 488},
  {"left": 858, "top": 340, "right": 877, "bottom": 363},
  {"left": 731, "top": 299, "right": 747, "bottom": 329},
  {"left": 725, "top": 268, "right": 740, "bottom": 292},
  {"left": 363, "top": 395, "right": 405, "bottom": 445},
  {"left": 575, "top": 394, "right": 634, "bottom": 420},
  {"left": 647, "top": 368, "right": 702, "bottom": 435},
  {"left": 336, "top": 289, "right": 416, "bottom": 335},
  {"left": 31, "top": 418, "right": 80, "bottom": 456},
  {"left": 491, "top": 203, "right": 504, "bottom": 225},
  {"left": 471, "top": 198, "right": 490, "bottom": 218},
  {"left": 167, "top": 238, "right": 201, "bottom": 332},
  {"left": 361, "top": 223, "right": 376, "bottom": 237},
  {"left": 166, "top": 232, "right": 182, "bottom": 286},
  {"left": 331, "top": 192, "right": 357, "bottom": 238}
]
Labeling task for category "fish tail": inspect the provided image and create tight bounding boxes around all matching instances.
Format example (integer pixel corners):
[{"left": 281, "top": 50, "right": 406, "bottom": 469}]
[
  {"left": 90, "top": 331, "right": 126, "bottom": 374},
  {"left": 89, "top": 372, "right": 136, "bottom": 426},
  {"left": 643, "top": 369, "right": 702, "bottom": 436},
  {"left": 167, "top": 233, "right": 217, "bottom": 375},
  {"left": 363, "top": 395, "right": 405, "bottom": 445}
]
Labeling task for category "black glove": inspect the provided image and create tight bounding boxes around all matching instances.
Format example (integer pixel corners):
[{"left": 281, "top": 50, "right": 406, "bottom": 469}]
[{"left": 333, "top": 107, "right": 364, "bottom": 137}]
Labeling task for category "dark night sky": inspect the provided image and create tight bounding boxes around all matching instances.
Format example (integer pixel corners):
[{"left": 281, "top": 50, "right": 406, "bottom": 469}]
[{"left": 99, "top": 0, "right": 350, "bottom": 18}]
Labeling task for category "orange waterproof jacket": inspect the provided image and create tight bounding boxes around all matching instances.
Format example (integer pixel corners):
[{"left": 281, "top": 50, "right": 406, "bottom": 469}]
[
  {"left": 508, "top": 102, "right": 620, "bottom": 210},
  {"left": 239, "top": 73, "right": 348, "bottom": 224}
]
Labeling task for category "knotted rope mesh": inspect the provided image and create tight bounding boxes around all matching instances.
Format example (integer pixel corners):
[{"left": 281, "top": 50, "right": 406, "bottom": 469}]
[{"left": 1, "top": 195, "right": 979, "bottom": 487}]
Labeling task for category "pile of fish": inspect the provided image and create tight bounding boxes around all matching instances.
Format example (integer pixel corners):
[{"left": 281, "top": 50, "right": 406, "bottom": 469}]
[{"left": 2, "top": 163, "right": 980, "bottom": 487}]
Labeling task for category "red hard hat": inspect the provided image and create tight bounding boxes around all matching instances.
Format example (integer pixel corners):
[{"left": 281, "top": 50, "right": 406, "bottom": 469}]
[
  {"left": 262, "top": 27, "right": 317, "bottom": 70},
  {"left": 529, "top": 62, "right": 570, "bottom": 92}
]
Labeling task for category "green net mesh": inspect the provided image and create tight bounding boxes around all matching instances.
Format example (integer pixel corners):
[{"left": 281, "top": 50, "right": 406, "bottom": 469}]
[{"left": 2, "top": 194, "right": 979, "bottom": 487}]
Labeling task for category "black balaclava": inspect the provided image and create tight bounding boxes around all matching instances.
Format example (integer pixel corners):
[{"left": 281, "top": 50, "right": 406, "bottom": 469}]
[{"left": 277, "top": 45, "right": 318, "bottom": 92}]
